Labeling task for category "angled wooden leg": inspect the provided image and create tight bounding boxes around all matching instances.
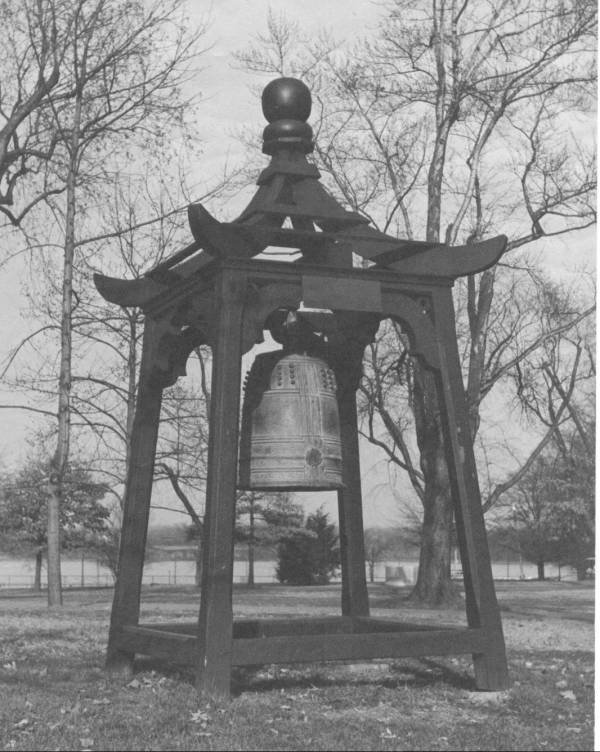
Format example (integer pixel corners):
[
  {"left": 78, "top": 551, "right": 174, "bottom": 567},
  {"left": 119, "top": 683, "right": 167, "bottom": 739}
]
[
  {"left": 432, "top": 288, "right": 509, "bottom": 690},
  {"left": 336, "top": 368, "right": 369, "bottom": 618},
  {"left": 196, "top": 270, "right": 245, "bottom": 701},
  {"left": 106, "top": 320, "right": 164, "bottom": 677}
]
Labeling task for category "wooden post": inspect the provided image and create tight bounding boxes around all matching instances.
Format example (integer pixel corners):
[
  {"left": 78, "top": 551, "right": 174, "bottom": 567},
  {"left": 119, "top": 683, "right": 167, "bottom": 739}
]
[
  {"left": 432, "top": 288, "right": 509, "bottom": 690},
  {"left": 336, "top": 364, "right": 370, "bottom": 617},
  {"left": 106, "top": 320, "right": 164, "bottom": 676},
  {"left": 196, "top": 268, "right": 246, "bottom": 700}
]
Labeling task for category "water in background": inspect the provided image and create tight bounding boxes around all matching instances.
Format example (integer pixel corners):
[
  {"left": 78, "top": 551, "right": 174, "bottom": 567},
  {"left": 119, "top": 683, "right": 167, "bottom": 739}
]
[{"left": 0, "top": 555, "right": 575, "bottom": 589}]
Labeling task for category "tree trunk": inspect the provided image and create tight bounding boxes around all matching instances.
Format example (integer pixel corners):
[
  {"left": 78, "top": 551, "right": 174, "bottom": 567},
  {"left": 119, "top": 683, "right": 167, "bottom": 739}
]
[
  {"left": 411, "top": 475, "right": 456, "bottom": 604},
  {"left": 426, "top": 129, "right": 450, "bottom": 242},
  {"left": 47, "top": 475, "right": 63, "bottom": 605},
  {"left": 408, "top": 88, "right": 459, "bottom": 604},
  {"left": 466, "top": 269, "right": 495, "bottom": 436},
  {"left": 33, "top": 550, "right": 43, "bottom": 591},
  {"left": 247, "top": 503, "right": 255, "bottom": 588},
  {"left": 195, "top": 546, "right": 202, "bottom": 588},
  {"left": 537, "top": 560, "right": 545, "bottom": 580},
  {"left": 123, "top": 312, "right": 138, "bottom": 504},
  {"left": 410, "top": 367, "right": 457, "bottom": 605},
  {"left": 47, "top": 82, "right": 82, "bottom": 607}
]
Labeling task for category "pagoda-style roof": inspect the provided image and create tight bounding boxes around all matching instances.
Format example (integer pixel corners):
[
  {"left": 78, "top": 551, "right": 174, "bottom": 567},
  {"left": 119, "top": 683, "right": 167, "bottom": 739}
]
[{"left": 95, "top": 77, "right": 506, "bottom": 310}]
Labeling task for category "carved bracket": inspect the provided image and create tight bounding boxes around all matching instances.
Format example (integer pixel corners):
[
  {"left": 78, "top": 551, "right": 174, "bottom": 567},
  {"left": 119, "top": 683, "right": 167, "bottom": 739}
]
[
  {"left": 145, "top": 309, "right": 208, "bottom": 389},
  {"left": 242, "top": 281, "right": 303, "bottom": 354},
  {"left": 326, "top": 312, "right": 381, "bottom": 392},
  {"left": 382, "top": 291, "right": 440, "bottom": 370}
]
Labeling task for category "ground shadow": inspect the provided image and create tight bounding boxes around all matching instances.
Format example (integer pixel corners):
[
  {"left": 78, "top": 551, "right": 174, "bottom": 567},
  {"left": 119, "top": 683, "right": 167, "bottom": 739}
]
[
  {"left": 131, "top": 654, "right": 476, "bottom": 696},
  {"left": 231, "top": 657, "right": 476, "bottom": 696}
]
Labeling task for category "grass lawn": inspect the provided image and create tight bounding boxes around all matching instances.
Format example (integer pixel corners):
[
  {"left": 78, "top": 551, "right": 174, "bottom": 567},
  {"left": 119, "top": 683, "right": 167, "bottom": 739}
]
[{"left": 0, "top": 581, "right": 594, "bottom": 751}]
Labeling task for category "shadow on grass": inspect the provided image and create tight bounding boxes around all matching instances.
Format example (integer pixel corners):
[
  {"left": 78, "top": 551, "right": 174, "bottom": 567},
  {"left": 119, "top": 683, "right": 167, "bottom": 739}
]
[
  {"left": 498, "top": 602, "right": 594, "bottom": 624},
  {"left": 232, "top": 657, "right": 476, "bottom": 696},
  {"left": 132, "top": 654, "right": 476, "bottom": 697}
]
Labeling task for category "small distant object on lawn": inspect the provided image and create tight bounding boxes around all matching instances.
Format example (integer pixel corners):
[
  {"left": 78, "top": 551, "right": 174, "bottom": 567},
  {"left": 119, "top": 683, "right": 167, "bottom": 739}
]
[{"left": 385, "top": 565, "right": 410, "bottom": 588}]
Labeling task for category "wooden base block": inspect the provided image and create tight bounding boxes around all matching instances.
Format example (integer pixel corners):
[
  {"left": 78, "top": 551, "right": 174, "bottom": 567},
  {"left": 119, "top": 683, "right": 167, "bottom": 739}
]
[
  {"left": 109, "top": 617, "right": 504, "bottom": 682},
  {"left": 105, "top": 648, "right": 135, "bottom": 679}
]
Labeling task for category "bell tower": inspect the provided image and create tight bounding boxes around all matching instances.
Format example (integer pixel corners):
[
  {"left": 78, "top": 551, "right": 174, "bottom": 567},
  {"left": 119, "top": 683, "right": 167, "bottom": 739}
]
[{"left": 95, "top": 77, "right": 510, "bottom": 700}]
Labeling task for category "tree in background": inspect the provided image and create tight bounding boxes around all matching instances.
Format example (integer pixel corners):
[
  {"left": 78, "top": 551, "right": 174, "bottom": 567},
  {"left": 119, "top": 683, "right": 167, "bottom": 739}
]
[
  {"left": 91, "top": 521, "right": 121, "bottom": 582},
  {"left": 363, "top": 527, "right": 409, "bottom": 582},
  {"left": 499, "top": 415, "right": 594, "bottom": 581},
  {"left": 0, "top": 0, "right": 211, "bottom": 606},
  {"left": 551, "top": 425, "right": 595, "bottom": 579},
  {"left": 238, "top": 1, "right": 596, "bottom": 603},
  {"left": 276, "top": 508, "right": 340, "bottom": 586},
  {"left": 0, "top": 459, "right": 109, "bottom": 589},
  {"left": 236, "top": 492, "right": 303, "bottom": 586},
  {"left": 45, "top": 0, "right": 205, "bottom": 608},
  {"left": 505, "top": 454, "right": 564, "bottom": 580},
  {"left": 0, "top": 0, "right": 68, "bottom": 226}
]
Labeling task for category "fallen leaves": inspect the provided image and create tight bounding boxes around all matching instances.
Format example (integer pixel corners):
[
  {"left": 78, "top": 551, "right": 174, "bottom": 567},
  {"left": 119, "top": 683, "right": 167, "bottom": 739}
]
[
  {"left": 559, "top": 690, "right": 577, "bottom": 702},
  {"left": 190, "top": 710, "right": 210, "bottom": 728},
  {"left": 465, "top": 691, "right": 509, "bottom": 705},
  {"left": 126, "top": 672, "right": 172, "bottom": 691},
  {"left": 190, "top": 709, "right": 212, "bottom": 736}
]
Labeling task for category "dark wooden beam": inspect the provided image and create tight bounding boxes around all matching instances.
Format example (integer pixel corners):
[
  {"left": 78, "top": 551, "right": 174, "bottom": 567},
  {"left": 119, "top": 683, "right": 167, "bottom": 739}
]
[
  {"left": 105, "top": 320, "right": 164, "bottom": 676},
  {"left": 195, "top": 268, "right": 246, "bottom": 700},
  {"left": 387, "top": 235, "right": 507, "bottom": 277},
  {"left": 432, "top": 288, "right": 510, "bottom": 690},
  {"left": 115, "top": 623, "right": 488, "bottom": 668},
  {"left": 336, "top": 352, "right": 370, "bottom": 618},
  {"left": 231, "top": 628, "right": 487, "bottom": 666},
  {"left": 94, "top": 273, "right": 166, "bottom": 307}
]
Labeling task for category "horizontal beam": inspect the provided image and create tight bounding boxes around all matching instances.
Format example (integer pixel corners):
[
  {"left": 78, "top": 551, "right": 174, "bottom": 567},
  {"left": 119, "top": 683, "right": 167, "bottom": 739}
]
[
  {"left": 118, "top": 626, "right": 197, "bottom": 664},
  {"left": 117, "top": 622, "right": 487, "bottom": 667},
  {"left": 231, "top": 627, "right": 487, "bottom": 666},
  {"left": 233, "top": 616, "right": 355, "bottom": 638}
]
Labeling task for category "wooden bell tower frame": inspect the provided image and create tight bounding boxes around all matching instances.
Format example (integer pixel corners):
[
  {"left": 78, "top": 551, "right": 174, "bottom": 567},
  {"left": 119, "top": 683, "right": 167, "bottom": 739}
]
[{"left": 95, "top": 78, "right": 509, "bottom": 700}]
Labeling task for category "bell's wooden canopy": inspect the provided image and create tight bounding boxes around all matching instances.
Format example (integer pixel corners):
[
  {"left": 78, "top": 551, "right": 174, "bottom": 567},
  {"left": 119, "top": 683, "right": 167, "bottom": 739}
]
[{"left": 95, "top": 77, "right": 506, "bottom": 311}]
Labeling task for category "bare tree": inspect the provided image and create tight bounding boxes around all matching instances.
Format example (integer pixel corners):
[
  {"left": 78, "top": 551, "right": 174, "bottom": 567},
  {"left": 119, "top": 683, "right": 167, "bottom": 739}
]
[
  {"left": 2, "top": 175, "right": 225, "bottom": 601},
  {"left": 237, "top": 1, "right": 596, "bottom": 603},
  {"left": 0, "top": 0, "right": 70, "bottom": 226},
  {"left": 0, "top": 0, "right": 209, "bottom": 605}
]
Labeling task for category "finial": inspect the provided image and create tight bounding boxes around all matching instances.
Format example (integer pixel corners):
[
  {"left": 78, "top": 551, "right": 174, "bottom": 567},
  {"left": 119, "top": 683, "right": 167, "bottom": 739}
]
[{"left": 261, "top": 77, "right": 313, "bottom": 155}]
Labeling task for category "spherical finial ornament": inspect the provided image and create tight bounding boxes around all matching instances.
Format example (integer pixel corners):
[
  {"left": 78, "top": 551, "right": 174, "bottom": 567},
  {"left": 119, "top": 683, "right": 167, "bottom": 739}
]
[{"left": 262, "top": 78, "right": 312, "bottom": 123}]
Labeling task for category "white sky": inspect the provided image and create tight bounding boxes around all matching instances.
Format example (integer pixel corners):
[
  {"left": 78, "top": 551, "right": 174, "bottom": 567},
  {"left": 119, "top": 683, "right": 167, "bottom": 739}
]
[{"left": 189, "top": 0, "right": 386, "bottom": 212}]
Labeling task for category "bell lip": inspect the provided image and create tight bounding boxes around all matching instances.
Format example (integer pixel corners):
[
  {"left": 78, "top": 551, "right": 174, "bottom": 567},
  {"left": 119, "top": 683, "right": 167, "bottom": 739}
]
[{"left": 237, "top": 482, "right": 346, "bottom": 492}]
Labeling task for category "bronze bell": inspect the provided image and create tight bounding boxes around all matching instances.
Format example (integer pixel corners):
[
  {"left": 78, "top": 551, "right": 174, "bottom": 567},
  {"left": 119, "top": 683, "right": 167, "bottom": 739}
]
[{"left": 238, "top": 348, "right": 344, "bottom": 491}]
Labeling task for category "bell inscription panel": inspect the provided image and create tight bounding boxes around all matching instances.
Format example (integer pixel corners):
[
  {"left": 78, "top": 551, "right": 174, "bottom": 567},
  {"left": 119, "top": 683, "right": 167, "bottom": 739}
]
[{"left": 302, "top": 276, "right": 383, "bottom": 312}]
